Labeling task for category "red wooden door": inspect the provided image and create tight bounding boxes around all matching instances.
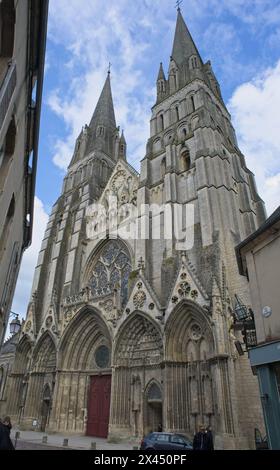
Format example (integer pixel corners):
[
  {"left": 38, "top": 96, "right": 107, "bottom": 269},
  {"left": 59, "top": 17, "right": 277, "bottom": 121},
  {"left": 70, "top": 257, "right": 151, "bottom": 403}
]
[{"left": 86, "top": 375, "right": 111, "bottom": 438}]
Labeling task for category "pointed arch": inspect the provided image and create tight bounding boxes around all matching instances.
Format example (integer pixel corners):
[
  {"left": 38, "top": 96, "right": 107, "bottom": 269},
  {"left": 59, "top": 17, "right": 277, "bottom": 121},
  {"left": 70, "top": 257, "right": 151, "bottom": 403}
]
[
  {"left": 83, "top": 238, "right": 132, "bottom": 306},
  {"left": 59, "top": 306, "right": 111, "bottom": 370},
  {"left": 145, "top": 379, "right": 163, "bottom": 401},
  {"left": 180, "top": 146, "right": 191, "bottom": 172},
  {"left": 165, "top": 299, "right": 214, "bottom": 361},
  {"left": 113, "top": 311, "right": 163, "bottom": 367},
  {"left": 32, "top": 332, "right": 56, "bottom": 373},
  {"left": 13, "top": 336, "right": 33, "bottom": 374}
]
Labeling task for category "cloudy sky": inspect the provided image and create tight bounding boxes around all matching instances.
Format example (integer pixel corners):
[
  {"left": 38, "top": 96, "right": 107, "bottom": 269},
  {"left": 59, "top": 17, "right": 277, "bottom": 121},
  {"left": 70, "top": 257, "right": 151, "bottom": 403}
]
[{"left": 11, "top": 0, "right": 280, "bottom": 322}]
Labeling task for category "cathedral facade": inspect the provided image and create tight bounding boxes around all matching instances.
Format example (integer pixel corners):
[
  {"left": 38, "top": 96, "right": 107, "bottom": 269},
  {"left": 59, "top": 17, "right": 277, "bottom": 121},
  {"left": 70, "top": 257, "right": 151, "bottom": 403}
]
[{"left": 2, "top": 10, "right": 266, "bottom": 448}]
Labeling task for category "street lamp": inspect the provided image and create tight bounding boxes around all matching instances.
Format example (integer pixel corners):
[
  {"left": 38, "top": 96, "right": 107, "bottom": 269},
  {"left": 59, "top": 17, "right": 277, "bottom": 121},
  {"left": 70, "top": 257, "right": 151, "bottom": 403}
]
[
  {"left": 9, "top": 311, "right": 21, "bottom": 335},
  {"left": 234, "top": 295, "right": 250, "bottom": 321},
  {"left": 233, "top": 295, "right": 257, "bottom": 354}
]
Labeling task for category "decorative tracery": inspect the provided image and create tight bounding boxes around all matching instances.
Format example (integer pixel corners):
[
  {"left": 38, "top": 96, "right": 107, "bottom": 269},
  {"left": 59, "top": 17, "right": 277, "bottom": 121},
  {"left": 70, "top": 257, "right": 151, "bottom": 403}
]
[{"left": 88, "top": 241, "right": 132, "bottom": 305}]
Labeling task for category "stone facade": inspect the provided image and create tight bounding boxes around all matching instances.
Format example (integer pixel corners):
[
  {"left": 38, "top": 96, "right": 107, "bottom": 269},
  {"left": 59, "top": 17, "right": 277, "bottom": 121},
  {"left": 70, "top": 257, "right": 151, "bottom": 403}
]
[
  {"left": 0, "top": 0, "right": 49, "bottom": 346},
  {"left": 1, "top": 9, "right": 266, "bottom": 448}
]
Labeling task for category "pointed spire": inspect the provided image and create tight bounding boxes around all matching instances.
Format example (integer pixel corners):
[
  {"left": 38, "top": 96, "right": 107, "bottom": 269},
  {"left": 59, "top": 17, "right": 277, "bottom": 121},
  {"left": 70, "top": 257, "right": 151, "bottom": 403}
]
[
  {"left": 157, "top": 62, "right": 166, "bottom": 81},
  {"left": 85, "top": 72, "right": 117, "bottom": 157},
  {"left": 118, "top": 130, "right": 127, "bottom": 160},
  {"left": 171, "top": 9, "right": 203, "bottom": 66},
  {"left": 88, "top": 72, "right": 116, "bottom": 132}
]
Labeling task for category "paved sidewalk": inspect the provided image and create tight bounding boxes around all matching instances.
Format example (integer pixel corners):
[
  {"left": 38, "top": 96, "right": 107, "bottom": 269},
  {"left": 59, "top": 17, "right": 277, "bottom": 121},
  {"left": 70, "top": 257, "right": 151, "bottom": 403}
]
[{"left": 11, "top": 429, "right": 139, "bottom": 450}]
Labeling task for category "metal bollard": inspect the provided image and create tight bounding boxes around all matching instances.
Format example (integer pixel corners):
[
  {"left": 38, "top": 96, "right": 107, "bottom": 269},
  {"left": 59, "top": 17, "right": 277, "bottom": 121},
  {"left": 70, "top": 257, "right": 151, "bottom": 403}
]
[
  {"left": 42, "top": 435, "right": 48, "bottom": 444},
  {"left": 91, "top": 441, "right": 96, "bottom": 450},
  {"left": 63, "top": 438, "right": 69, "bottom": 447},
  {"left": 14, "top": 431, "right": 20, "bottom": 449}
]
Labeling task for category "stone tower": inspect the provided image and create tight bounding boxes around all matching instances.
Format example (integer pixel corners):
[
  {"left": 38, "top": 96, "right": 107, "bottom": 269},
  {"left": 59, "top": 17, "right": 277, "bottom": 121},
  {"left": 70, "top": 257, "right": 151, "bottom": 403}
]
[{"left": 3, "top": 9, "right": 266, "bottom": 449}]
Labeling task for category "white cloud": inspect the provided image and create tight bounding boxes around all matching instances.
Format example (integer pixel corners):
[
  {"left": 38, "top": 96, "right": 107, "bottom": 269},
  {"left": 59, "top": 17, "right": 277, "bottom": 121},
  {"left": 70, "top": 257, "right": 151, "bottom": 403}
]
[
  {"left": 11, "top": 197, "right": 49, "bottom": 320},
  {"left": 47, "top": 0, "right": 155, "bottom": 172},
  {"left": 228, "top": 60, "right": 280, "bottom": 215}
]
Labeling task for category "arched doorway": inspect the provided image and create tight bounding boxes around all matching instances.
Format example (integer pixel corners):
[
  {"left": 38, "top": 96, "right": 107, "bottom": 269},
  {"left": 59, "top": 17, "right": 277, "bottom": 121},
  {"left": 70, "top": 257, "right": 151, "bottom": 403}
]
[
  {"left": 145, "top": 382, "right": 163, "bottom": 435},
  {"left": 58, "top": 308, "right": 112, "bottom": 437},
  {"left": 112, "top": 313, "right": 163, "bottom": 438},
  {"left": 165, "top": 300, "right": 216, "bottom": 434}
]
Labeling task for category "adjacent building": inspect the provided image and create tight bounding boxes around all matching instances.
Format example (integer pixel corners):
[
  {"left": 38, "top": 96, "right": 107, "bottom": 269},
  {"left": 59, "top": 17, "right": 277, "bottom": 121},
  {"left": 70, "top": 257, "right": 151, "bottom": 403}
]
[
  {"left": 236, "top": 206, "right": 280, "bottom": 449},
  {"left": 1, "top": 9, "right": 267, "bottom": 448},
  {"left": 0, "top": 1, "right": 49, "bottom": 346}
]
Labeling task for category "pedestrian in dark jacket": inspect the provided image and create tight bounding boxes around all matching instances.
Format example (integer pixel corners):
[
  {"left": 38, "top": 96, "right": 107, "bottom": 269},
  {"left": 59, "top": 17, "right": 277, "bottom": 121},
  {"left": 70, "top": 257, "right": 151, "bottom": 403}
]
[
  {"left": 206, "top": 425, "right": 214, "bottom": 450},
  {"left": 3, "top": 416, "right": 12, "bottom": 435},
  {"left": 193, "top": 425, "right": 210, "bottom": 450},
  {"left": 0, "top": 419, "right": 15, "bottom": 450}
]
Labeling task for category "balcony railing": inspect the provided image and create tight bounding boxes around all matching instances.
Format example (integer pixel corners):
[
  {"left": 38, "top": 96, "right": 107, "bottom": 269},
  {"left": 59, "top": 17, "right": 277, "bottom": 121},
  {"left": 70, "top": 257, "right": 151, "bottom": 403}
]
[{"left": 0, "top": 61, "right": 17, "bottom": 132}]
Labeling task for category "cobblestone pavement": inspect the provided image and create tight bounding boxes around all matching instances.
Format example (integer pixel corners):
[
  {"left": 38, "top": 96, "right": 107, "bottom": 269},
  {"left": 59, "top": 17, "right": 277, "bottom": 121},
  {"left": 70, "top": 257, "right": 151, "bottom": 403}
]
[{"left": 14, "top": 441, "right": 68, "bottom": 450}]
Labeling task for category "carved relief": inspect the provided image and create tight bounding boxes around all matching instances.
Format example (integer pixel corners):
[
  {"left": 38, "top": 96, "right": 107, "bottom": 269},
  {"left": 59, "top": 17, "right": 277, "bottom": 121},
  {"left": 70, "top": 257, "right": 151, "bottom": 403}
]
[{"left": 133, "top": 291, "right": 146, "bottom": 309}]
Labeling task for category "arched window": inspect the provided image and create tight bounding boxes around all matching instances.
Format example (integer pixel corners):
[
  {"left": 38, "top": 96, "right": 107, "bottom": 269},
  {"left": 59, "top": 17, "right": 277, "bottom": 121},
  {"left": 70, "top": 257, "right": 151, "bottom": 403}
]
[
  {"left": 97, "top": 126, "right": 105, "bottom": 137},
  {"left": 147, "top": 383, "right": 162, "bottom": 401},
  {"left": 181, "top": 148, "right": 191, "bottom": 172},
  {"left": 160, "top": 157, "right": 166, "bottom": 179},
  {"left": 0, "top": 194, "right": 15, "bottom": 261},
  {"left": 160, "top": 114, "right": 164, "bottom": 131},
  {"left": 182, "top": 128, "right": 187, "bottom": 138},
  {"left": 0, "top": 366, "right": 4, "bottom": 395},
  {"left": 0, "top": 116, "right": 16, "bottom": 191},
  {"left": 191, "top": 95, "right": 195, "bottom": 112},
  {"left": 175, "top": 106, "right": 180, "bottom": 121},
  {"left": 190, "top": 56, "right": 198, "bottom": 70},
  {"left": 88, "top": 241, "right": 132, "bottom": 306}
]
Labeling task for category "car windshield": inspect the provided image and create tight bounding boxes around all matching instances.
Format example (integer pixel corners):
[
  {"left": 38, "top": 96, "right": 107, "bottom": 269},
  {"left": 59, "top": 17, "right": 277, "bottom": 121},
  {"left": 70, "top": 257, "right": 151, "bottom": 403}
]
[{"left": 177, "top": 433, "right": 192, "bottom": 444}]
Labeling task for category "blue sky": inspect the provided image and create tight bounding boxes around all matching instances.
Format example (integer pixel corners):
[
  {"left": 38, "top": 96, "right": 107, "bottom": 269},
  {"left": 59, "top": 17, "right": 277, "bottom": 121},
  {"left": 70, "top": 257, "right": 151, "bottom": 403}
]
[{"left": 10, "top": 0, "right": 280, "bottom": 324}]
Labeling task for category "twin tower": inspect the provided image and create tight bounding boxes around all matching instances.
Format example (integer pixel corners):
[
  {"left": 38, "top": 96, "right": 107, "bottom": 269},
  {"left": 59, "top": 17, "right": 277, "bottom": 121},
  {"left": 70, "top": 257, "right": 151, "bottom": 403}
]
[{"left": 5, "top": 9, "right": 266, "bottom": 448}]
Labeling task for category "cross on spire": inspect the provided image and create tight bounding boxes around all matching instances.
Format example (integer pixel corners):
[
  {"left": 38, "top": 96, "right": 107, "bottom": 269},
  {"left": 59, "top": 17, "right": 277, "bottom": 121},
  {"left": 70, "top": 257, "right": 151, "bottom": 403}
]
[
  {"left": 108, "top": 62, "right": 111, "bottom": 74},
  {"left": 175, "top": 0, "right": 183, "bottom": 11}
]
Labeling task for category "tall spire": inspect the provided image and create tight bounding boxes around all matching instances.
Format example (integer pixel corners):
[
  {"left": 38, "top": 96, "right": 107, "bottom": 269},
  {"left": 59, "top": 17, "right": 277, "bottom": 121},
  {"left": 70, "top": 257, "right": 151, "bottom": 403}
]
[
  {"left": 171, "top": 9, "right": 203, "bottom": 66},
  {"left": 86, "top": 72, "right": 117, "bottom": 157},
  {"left": 157, "top": 62, "right": 166, "bottom": 81},
  {"left": 88, "top": 72, "right": 116, "bottom": 134}
]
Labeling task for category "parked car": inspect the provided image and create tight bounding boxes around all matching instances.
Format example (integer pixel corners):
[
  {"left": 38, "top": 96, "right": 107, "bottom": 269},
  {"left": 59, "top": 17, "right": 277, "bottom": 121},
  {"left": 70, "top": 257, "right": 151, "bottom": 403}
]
[{"left": 140, "top": 432, "right": 193, "bottom": 451}]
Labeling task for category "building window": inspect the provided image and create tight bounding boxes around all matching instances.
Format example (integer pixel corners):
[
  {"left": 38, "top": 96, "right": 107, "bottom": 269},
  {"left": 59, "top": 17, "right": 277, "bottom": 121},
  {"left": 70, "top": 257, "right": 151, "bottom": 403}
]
[
  {"left": 160, "top": 114, "right": 164, "bottom": 131},
  {"left": 191, "top": 95, "right": 195, "bottom": 112},
  {"left": 97, "top": 126, "right": 105, "bottom": 137},
  {"left": 95, "top": 345, "right": 110, "bottom": 369},
  {"left": 190, "top": 56, "right": 198, "bottom": 69},
  {"left": 0, "top": 116, "right": 16, "bottom": 192},
  {"left": 0, "top": 367, "right": 4, "bottom": 396},
  {"left": 160, "top": 157, "right": 166, "bottom": 179},
  {"left": 181, "top": 148, "right": 191, "bottom": 172},
  {"left": 88, "top": 240, "right": 132, "bottom": 306},
  {"left": 0, "top": 194, "right": 15, "bottom": 262},
  {"left": 176, "top": 106, "right": 180, "bottom": 121},
  {"left": 0, "top": 0, "right": 15, "bottom": 80}
]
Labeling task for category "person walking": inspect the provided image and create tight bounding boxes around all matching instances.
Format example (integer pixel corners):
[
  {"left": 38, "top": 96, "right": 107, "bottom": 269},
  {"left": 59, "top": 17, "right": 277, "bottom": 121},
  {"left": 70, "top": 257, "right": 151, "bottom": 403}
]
[
  {"left": 2, "top": 416, "right": 12, "bottom": 435},
  {"left": 0, "top": 418, "right": 15, "bottom": 450},
  {"left": 193, "top": 424, "right": 209, "bottom": 450},
  {"left": 206, "top": 425, "right": 214, "bottom": 450}
]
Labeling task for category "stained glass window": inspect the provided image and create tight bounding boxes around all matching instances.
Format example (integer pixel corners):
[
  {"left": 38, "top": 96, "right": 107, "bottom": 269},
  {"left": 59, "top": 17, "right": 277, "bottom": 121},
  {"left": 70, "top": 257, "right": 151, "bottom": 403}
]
[
  {"left": 95, "top": 345, "right": 110, "bottom": 368},
  {"left": 88, "top": 241, "right": 132, "bottom": 305}
]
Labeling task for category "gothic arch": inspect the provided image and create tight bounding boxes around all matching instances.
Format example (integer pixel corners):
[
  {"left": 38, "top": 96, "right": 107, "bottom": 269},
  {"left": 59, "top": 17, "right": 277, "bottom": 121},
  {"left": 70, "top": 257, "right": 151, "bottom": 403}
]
[
  {"left": 113, "top": 312, "right": 163, "bottom": 367},
  {"left": 13, "top": 336, "right": 33, "bottom": 374},
  {"left": 145, "top": 379, "right": 162, "bottom": 400},
  {"left": 83, "top": 238, "right": 132, "bottom": 306},
  {"left": 165, "top": 299, "right": 214, "bottom": 361},
  {"left": 32, "top": 332, "right": 56, "bottom": 373},
  {"left": 59, "top": 306, "right": 111, "bottom": 370}
]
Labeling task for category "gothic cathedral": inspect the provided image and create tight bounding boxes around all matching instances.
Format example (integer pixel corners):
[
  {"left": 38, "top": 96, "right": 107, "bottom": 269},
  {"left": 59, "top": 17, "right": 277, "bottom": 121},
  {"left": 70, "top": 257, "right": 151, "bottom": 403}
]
[{"left": 4, "top": 10, "right": 266, "bottom": 448}]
